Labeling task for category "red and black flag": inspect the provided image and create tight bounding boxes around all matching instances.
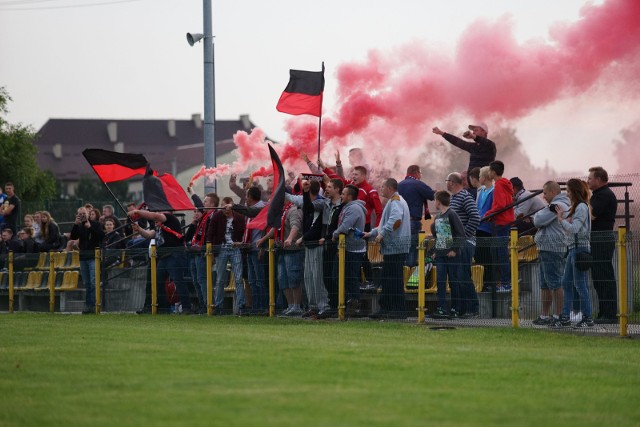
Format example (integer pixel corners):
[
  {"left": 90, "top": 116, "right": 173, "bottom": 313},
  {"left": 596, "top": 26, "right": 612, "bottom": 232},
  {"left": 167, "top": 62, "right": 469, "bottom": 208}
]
[
  {"left": 142, "top": 166, "right": 195, "bottom": 212},
  {"left": 276, "top": 64, "right": 325, "bottom": 117},
  {"left": 82, "top": 149, "right": 149, "bottom": 183},
  {"left": 247, "top": 144, "right": 286, "bottom": 230}
]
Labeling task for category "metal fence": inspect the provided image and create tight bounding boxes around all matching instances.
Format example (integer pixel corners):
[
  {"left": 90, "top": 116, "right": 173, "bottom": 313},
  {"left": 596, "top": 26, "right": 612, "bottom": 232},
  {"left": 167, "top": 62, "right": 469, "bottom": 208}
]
[{"left": 1, "top": 229, "right": 637, "bottom": 336}]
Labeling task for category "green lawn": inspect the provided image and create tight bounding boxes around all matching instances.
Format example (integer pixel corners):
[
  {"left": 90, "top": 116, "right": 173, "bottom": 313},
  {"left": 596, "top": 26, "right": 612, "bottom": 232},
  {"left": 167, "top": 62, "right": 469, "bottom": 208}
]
[{"left": 1, "top": 314, "right": 639, "bottom": 427}]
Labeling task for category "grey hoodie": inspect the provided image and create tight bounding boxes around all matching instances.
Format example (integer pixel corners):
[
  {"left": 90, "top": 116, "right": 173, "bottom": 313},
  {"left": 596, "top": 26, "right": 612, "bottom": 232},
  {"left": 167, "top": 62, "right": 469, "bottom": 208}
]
[
  {"left": 533, "top": 193, "right": 570, "bottom": 253},
  {"left": 333, "top": 199, "right": 367, "bottom": 252}
]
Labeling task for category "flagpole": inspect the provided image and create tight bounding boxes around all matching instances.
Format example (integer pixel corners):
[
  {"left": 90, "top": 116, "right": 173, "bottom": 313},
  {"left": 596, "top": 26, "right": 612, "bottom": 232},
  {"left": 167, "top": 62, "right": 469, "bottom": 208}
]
[
  {"left": 99, "top": 182, "right": 134, "bottom": 224},
  {"left": 317, "top": 61, "right": 325, "bottom": 164},
  {"left": 317, "top": 115, "right": 322, "bottom": 164}
]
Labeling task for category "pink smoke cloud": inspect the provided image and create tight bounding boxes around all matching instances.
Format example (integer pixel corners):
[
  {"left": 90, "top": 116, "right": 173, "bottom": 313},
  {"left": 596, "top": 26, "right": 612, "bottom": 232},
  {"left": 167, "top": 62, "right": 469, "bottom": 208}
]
[
  {"left": 281, "top": 0, "right": 640, "bottom": 163},
  {"left": 614, "top": 120, "right": 640, "bottom": 174}
]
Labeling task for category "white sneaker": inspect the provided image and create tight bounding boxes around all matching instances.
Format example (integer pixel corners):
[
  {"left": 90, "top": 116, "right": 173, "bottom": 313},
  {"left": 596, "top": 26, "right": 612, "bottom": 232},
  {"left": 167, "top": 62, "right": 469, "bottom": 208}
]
[{"left": 570, "top": 311, "right": 582, "bottom": 322}]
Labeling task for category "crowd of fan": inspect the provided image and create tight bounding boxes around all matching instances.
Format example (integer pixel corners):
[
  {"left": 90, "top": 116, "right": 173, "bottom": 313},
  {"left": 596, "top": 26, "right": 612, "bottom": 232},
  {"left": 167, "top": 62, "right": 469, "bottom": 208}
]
[{"left": 0, "top": 122, "right": 621, "bottom": 325}]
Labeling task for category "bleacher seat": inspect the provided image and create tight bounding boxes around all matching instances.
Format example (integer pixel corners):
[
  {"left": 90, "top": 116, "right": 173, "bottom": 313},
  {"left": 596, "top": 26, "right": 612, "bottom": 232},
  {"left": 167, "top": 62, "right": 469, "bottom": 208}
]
[
  {"left": 516, "top": 235, "right": 538, "bottom": 263},
  {"left": 12, "top": 271, "right": 29, "bottom": 289},
  {"left": 0, "top": 271, "right": 7, "bottom": 290},
  {"left": 471, "top": 265, "right": 484, "bottom": 293},
  {"left": 58, "top": 271, "right": 79, "bottom": 291},
  {"left": 36, "top": 252, "right": 50, "bottom": 270},
  {"left": 403, "top": 265, "right": 438, "bottom": 294},
  {"left": 19, "top": 271, "right": 43, "bottom": 290},
  {"left": 54, "top": 270, "right": 65, "bottom": 289},
  {"left": 34, "top": 271, "right": 50, "bottom": 291}
]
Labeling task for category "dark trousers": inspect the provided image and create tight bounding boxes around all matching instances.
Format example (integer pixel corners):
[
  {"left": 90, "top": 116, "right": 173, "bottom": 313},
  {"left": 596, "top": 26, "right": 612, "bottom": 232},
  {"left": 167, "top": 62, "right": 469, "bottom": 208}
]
[
  {"left": 379, "top": 253, "right": 407, "bottom": 313},
  {"left": 156, "top": 251, "right": 190, "bottom": 310},
  {"left": 591, "top": 233, "right": 617, "bottom": 319},
  {"left": 324, "top": 243, "right": 339, "bottom": 310},
  {"left": 345, "top": 251, "right": 363, "bottom": 301}
]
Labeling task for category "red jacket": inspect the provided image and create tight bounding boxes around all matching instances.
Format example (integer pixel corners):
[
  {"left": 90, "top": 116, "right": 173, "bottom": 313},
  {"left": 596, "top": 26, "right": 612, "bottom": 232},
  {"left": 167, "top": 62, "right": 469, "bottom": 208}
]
[
  {"left": 484, "top": 177, "right": 515, "bottom": 226},
  {"left": 323, "top": 167, "right": 382, "bottom": 227}
]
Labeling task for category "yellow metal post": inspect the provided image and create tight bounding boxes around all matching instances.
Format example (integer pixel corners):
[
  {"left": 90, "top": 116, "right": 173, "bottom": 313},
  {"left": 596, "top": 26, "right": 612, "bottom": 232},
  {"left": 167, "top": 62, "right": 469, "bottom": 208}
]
[
  {"left": 338, "top": 234, "right": 346, "bottom": 321},
  {"left": 95, "top": 248, "right": 101, "bottom": 314},
  {"left": 268, "top": 239, "right": 275, "bottom": 317},
  {"left": 48, "top": 253, "right": 55, "bottom": 312},
  {"left": 510, "top": 227, "right": 519, "bottom": 328},
  {"left": 417, "top": 232, "right": 426, "bottom": 323},
  {"left": 206, "top": 243, "right": 213, "bottom": 316},
  {"left": 8, "top": 251, "right": 14, "bottom": 314},
  {"left": 617, "top": 226, "right": 628, "bottom": 337},
  {"left": 49, "top": 251, "right": 55, "bottom": 313},
  {"left": 150, "top": 243, "right": 157, "bottom": 315}
]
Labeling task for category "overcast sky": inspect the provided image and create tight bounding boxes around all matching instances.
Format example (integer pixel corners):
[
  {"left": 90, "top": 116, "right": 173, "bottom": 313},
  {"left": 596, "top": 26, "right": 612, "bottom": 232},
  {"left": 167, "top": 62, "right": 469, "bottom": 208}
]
[{"left": 1, "top": 0, "right": 636, "bottom": 174}]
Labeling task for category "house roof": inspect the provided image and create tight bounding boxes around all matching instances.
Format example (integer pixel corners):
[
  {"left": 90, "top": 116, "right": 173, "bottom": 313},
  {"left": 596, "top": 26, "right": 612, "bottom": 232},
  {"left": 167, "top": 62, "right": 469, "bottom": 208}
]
[{"left": 35, "top": 115, "right": 264, "bottom": 181}]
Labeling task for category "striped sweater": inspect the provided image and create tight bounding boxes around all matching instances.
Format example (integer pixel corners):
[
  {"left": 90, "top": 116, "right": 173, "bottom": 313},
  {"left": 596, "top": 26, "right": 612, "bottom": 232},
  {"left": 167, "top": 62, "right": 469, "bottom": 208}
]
[{"left": 450, "top": 189, "right": 480, "bottom": 241}]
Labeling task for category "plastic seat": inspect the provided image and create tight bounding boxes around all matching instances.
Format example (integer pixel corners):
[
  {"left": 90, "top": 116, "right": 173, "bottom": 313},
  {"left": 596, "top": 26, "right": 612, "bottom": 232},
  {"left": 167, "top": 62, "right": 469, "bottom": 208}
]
[
  {"left": 58, "top": 271, "right": 79, "bottom": 291},
  {"left": 21, "top": 271, "right": 43, "bottom": 290},
  {"left": 471, "top": 265, "right": 484, "bottom": 293},
  {"left": 34, "top": 271, "right": 51, "bottom": 291},
  {"left": 36, "top": 252, "right": 50, "bottom": 270},
  {"left": 69, "top": 251, "right": 80, "bottom": 269},
  {"left": 53, "top": 271, "right": 65, "bottom": 289},
  {"left": 12, "top": 271, "right": 29, "bottom": 290},
  {"left": 516, "top": 235, "right": 538, "bottom": 263},
  {"left": 404, "top": 265, "right": 438, "bottom": 294}
]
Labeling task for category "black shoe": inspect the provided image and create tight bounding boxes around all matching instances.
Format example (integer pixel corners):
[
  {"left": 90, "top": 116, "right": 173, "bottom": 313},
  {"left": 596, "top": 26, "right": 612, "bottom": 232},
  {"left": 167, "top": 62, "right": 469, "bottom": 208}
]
[
  {"left": 346, "top": 299, "right": 361, "bottom": 317},
  {"left": 82, "top": 307, "right": 94, "bottom": 314},
  {"left": 302, "top": 309, "right": 318, "bottom": 318},
  {"left": 212, "top": 308, "right": 225, "bottom": 316},
  {"left": 430, "top": 307, "right": 450, "bottom": 319},
  {"left": 315, "top": 309, "right": 334, "bottom": 319},
  {"left": 575, "top": 316, "right": 595, "bottom": 328},
  {"left": 532, "top": 316, "right": 552, "bottom": 325}
]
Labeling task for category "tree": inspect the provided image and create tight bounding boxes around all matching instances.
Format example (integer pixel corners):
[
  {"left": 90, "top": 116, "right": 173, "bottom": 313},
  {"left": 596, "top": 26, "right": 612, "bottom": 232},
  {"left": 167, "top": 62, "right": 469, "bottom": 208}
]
[{"left": 0, "top": 87, "right": 57, "bottom": 200}]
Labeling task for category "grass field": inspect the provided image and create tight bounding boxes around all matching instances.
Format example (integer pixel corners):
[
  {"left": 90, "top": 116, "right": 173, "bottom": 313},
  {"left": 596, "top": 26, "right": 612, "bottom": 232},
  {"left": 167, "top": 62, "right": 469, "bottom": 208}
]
[{"left": 1, "top": 314, "right": 639, "bottom": 427}]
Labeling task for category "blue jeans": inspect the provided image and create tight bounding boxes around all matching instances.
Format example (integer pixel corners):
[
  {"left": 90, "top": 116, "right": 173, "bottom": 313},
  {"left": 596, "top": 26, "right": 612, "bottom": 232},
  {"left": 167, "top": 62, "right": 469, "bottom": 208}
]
[
  {"left": 435, "top": 253, "right": 461, "bottom": 312},
  {"left": 491, "top": 224, "right": 511, "bottom": 287},
  {"left": 80, "top": 259, "right": 96, "bottom": 308},
  {"left": 214, "top": 247, "right": 244, "bottom": 310},
  {"left": 193, "top": 254, "right": 217, "bottom": 308},
  {"left": 561, "top": 248, "right": 592, "bottom": 318},
  {"left": 277, "top": 249, "right": 304, "bottom": 290},
  {"left": 459, "top": 241, "right": 479, "bottom": 314},
  {"left": 538, "top": 251, "right": 564, "bottom": 290},
  {"left": 247, "top": 250, "right": 268, "bottom": 310}
]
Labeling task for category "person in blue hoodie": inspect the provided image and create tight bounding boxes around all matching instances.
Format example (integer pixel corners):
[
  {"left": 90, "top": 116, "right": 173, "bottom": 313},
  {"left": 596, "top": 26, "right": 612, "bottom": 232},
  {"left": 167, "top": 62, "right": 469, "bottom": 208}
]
[
  {"left": 532, "top": 181, "right": 569, "bottom": 325},
  {"left": 475, "top": 166, "right": 494, "bottom": 291},
  {"left": 365, "top": 178, "right": 412, "bottom": 318},
  {"left": 333, "top": 185, "right": 366, "bottom": 316}
]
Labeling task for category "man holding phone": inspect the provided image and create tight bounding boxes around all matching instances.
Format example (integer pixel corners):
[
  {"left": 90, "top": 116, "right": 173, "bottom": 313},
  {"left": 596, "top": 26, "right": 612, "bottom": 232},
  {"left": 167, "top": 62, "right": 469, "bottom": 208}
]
[{"left": 531, "top": 181, "right": 570, "bottom": 326}]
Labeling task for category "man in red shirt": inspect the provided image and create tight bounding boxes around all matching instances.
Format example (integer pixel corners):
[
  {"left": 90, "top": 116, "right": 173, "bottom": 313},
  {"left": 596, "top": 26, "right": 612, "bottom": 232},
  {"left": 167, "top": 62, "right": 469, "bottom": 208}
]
[
  {"left": 321, "top": 164, "right": 382, "bottom": 230},
  {"left": 483, "top": 160, "right": 515, "bottom": 292}
]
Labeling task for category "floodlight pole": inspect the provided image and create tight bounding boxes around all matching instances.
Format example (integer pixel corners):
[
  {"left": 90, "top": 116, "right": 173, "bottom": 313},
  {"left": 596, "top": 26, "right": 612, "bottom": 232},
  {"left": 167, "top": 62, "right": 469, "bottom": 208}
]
[{"left": 203, "top": 0, "right": 216, "bottom": 193}]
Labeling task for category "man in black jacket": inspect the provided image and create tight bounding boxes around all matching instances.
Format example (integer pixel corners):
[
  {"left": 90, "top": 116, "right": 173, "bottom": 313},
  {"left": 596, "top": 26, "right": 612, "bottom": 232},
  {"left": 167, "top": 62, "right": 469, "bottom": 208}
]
[
  {"left": 70, "top": 207, "right": 104, "bottom": 314},
  {"left": 432, "top": 122, "right": 497, "bottom": 198},
  {"left": 587, "top": 166, "right": 618, "bottom": 322},
  {"left": 296, "top": 180, "right": 331, "bottom": 318}
]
